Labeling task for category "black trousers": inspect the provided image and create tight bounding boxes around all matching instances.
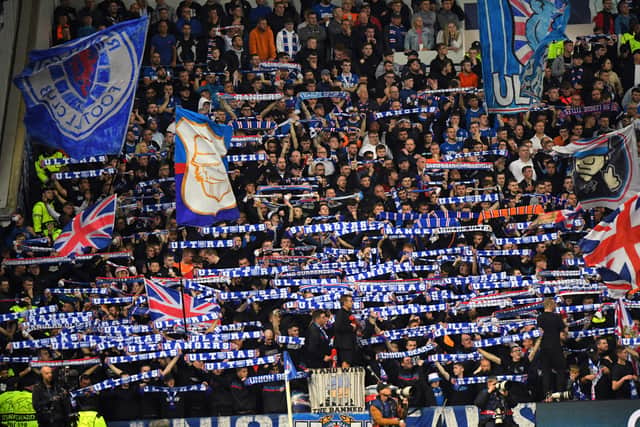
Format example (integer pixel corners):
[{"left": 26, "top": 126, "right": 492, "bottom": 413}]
[{"left": 540, "top": 347, "right": 566, "bottom": 395}]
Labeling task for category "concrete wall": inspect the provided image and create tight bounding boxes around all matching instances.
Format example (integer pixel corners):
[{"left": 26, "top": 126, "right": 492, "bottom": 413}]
[{"left": 0, "top": 0, "right": 55, "bottom": 218}]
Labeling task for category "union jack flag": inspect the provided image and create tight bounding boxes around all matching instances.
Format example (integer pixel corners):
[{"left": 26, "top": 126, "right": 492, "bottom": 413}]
[
  {"left": 54, "top": 194, "right": 116, "bottom": 257},
  {"left": 581, "top": 193, "right": 640, "bottom": 294},
  {"left": 509, "top": 0, "right": 536, "bottom": 65},
  {"left": 144, "top": 279, "right": 219, "bottom": 323},
  {"left": 615, "top": 298, "right": 633, "bottom": 337}
]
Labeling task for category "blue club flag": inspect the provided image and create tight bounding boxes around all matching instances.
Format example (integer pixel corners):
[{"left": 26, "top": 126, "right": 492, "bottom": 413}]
[
  {"left": 13, "top": 16, "right": 148, "bottom": 158},
  {"left": 478, "top": 0, "right": 569, "bottom": 113},
  {"left": 174, "top": 106, "right": 239, "bottom": 226},
  {"left": 283, "top": 351, "right": 298, "bottom": 381}
]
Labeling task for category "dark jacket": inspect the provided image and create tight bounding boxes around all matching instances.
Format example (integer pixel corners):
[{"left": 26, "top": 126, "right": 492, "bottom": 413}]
[
  {"left": 32, "top": 380, "right": 70, "bottom": 427},
  {"left": 305, "top": 322, "right": 332, "bottom": 368},
  {"left": 334, "top": 307, "right": 358, "bottom": 351}
]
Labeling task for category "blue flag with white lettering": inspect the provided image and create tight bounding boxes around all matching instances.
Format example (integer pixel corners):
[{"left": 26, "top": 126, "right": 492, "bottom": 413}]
[
  {"left": 174, "top": 106, "right": 239, "bottom": 226},
  {"left": 283, "top": 351, "right": 298, "bottom": 381},
  {"left": 13, "top": 16, "right": 148, "bottom": 158},
  {"left": 478, "top": 0, "right": 569, "bottom": 113}
]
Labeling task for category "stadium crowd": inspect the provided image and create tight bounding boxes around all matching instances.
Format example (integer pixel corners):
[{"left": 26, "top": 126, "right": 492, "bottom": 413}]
[{"left": 2, "top": 0, "right": 640, "bottom": 423}]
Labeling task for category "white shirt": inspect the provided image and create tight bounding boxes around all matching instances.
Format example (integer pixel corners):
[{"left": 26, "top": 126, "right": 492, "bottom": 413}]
[{"left": 509, "top": 159, "right": 536, "bottom": 183}]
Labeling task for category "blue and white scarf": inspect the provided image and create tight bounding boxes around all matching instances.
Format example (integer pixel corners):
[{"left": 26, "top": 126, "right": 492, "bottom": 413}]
[
  {"left": 374, "top": 107, "right": 438, "bottom": 120},
  {"left": 143, "top": 384, "right": 209, "bottom": 393},
  {"left": 70, "top": 369, "right": 161, "bottom": 398},
  {"left": 494, "top": 233, "right": 559, "bottom": 245},
  {"left": 438, "top": 194, "right": 500, "bottom": 205},
  {"left": 187, "top": 350, "right": 258, "bottom": 361},
  {"left": 43, "top": 155, "right": 108, "bottom": 166},
  {"left": 204, "top": 354, "right": 279, "bottom": 370},
  {"left": 376, "top": 343, "right": 436, "bottom": 360},
  {"left": 53, "top": 168, "right": 115, "bottom": 180},
  {"left": 474, "top": 330, "right": 541, "bottom": 347},
  {"left": 169, "top": 240, "right": 234, "bottom": 249},
  {"left": 443, "top": 150, "right": 508, "bottom": 161},
  {"left": 106, "top": 350, "right": 179, "bottom": 364},
  {"left": 244, "top": 371, "right": 308, "bottom": 385}
]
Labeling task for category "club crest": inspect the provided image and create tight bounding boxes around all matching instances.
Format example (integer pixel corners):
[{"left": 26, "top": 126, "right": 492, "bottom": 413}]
[
  {"left": 177, "top": 118, "right": 237, "bottom": 216},
  {"left": 572, "top": 132, "right": 631, "bottom": 203},
  {"left": 21, "top": 31, "right": 139, "bottom": 139},
  {"left": 509, "top": 0, "right": 567, "bottom": 66},
  {"left": 319, "top": 414, "right": 354, "bottom": 427}
]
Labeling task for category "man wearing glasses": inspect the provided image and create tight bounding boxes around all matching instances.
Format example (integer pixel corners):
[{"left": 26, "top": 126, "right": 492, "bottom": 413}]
[{"left": 369, "top": 383, "right": 407, "bottom": 427}]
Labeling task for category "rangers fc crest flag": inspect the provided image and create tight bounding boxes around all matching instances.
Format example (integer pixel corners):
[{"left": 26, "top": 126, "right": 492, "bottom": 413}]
[
  {"left": 478, "top": 0, "right": 569, "bottom": 112},
  {"left": 13, "top": 16, "right": 148, "bottom": 159},
  {"left": 554, "top": 124, "right": 640, "bottom": 209},
  {"left": 174, "top": 106, "right": 239, "bottom": 226}
]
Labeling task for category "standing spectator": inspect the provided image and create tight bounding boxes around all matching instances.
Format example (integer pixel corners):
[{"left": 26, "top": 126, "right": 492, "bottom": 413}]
[
  {"left": 304, "top": 310, "right": 333, "bottom": 368},
  {"left": 151, "top": 20, "right": 177, "bottom": 67},
  {"left": 103, "top": 0, "right": 125, "bottom": 26},
  {"left": 52, "top": 15, "right": 72, "bottom": 46},
  {"left": 537, "top": 298, "right": 568, "bottom": 401},
  {"left": 76, "top": 12, "right": 97, "bottom": 37},
  {"left": 176, "top": 23, "right": 201, "bottom": 64},
  {"left": 384, "top": 13, "right": 407, "bottom": 52},
  {"left": 298, "top": 12, "right": 328, "bottom": 59},
  {"left": 276, "top": 19, "right": 301, "bottom": 58},
  {"left": 313, "top": 0, "right": 335, "bottom": 24},
  {"left": 177, "top": 0, "right": 203, "bottom": 19},
  {"left": 437, "top": 0, "right": 461, "bottom": 32},
  {"left": 436, "top": 22, "right": 462, "bottom": 53},
  {"left": 415, "top": 0, "right": 436, "bottom": 33},
  {"left": 334, "top": 294, "right": 360, "bottom": 368},
  {"left": 458, "top": 59, "right": 479, "bottom": 88},
  {"left": 152, "top": 1, "right": 177, "bottom": 24},
  {"left": 611, "top": 345, "right": 640, "bottom": 399},
  {"left": 249, "top": 0, "right": 272, "bottom": 29},
  {"left": 508, "top": 144, "right": 536, "bottom": 182},
  {"left": 249, "top": 17, "right": 277, "bottom": 61},
  {"left": 593, "top": 0, "right": 617, "bottom": 34},
  {"left": 176, "top": 7, "right": 204, "bottom": 38},
  {"left": 615, "top": 1, "right": 635, "bottom": 35},
  {"left": 336, "top": 59, "right": 360, "bottom": 92},
  {"left": 404, "top": 16, "right": 434, "bottom": 52}
]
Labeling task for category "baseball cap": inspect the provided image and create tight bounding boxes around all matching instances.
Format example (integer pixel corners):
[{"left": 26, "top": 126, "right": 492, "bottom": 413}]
[{"left": 428, "top": 373, "right": 441, "bottom": 383}]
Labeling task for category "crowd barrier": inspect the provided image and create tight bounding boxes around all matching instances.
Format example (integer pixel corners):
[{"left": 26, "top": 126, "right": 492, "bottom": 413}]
[
  {"left": 2, "top": 395, "right": 638, "bottom": 427},
  {"left": 107, "top": 404, "right": 536, "bottom": 427}
]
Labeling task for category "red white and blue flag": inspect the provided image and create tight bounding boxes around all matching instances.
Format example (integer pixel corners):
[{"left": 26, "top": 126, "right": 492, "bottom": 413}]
[
  {"left": 580, "top": 193, "right": 640, "bottom": 295},
  {"left": 144, "top": 279, "right": 219, "bottom": 323},
  {"left": 615, "top": 298, "right": 633, "bottom": 337},
  {"left": 54, "top": 194, "right": 117, "bottom": 257}
]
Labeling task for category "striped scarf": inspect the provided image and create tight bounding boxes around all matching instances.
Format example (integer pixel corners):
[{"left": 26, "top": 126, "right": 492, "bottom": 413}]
[
  {"left": 477, "top": 205, "right": 545, "bottom": 223},
  {"left": 278, "top": 29, "right": 300, "bottom": 57},
  {"left": 44, "top": 155, "right": 107, "bottom": 166},
  {"left": 53, "top": 168, "right": 115, "bottom": 180},
  {"left": 218, "top": 92, "right": 283, "bottom": 101},
  {"left": 169, "top": 240, "right": 234, "bottom": 249}
]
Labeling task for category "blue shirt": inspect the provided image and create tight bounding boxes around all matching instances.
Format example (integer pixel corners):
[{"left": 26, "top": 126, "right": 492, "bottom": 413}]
[
  {"left": 249, "top": 5, "right": 272, "bottom": 26},
  {"left": 386, "top": 25, "right": 406, "bottom": 52},
  {"left": 176, "top": 18, "right": 203, "bottom": 38},
  {"left": 151, "top": 34, "right": 177, "bottom": 66},
  {"left": 440, "top": 141, "right": 463, "bottom": 156},
  {"left": 465, "top": 106, "right": 485, "bottom": 125},
  {"left": 312, "top": 3, "right": 335, "bottom": 21}
]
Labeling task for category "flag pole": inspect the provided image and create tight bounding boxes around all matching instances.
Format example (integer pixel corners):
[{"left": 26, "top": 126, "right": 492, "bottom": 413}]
[
  {"left": 178, "top": 226, "right": 189, "bottom": 337},
  {"left": 285, "top": 374, "right": 293, "bottom": 427}
]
